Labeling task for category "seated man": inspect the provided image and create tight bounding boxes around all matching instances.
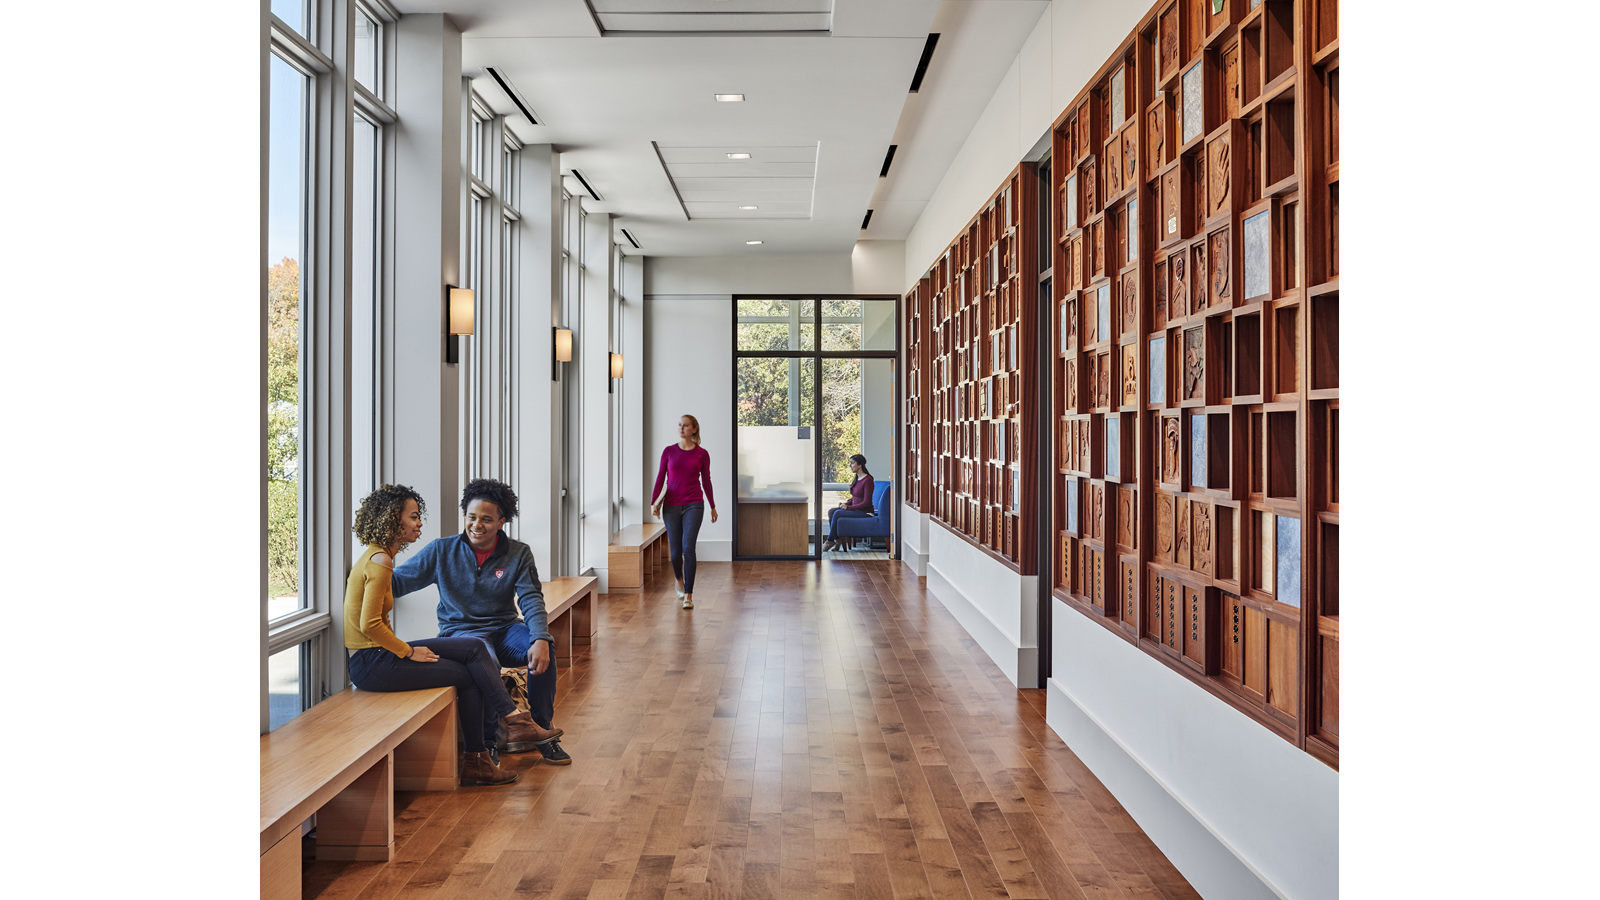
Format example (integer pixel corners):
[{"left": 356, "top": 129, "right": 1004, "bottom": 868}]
[{"left": 391, "top": 478, "right": 572, "bottom": 765}]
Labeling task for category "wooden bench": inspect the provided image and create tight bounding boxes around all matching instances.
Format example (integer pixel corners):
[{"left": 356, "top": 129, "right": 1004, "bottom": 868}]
[
  {"left": 541, "top": 574, "right": 597, "bottom": 666},
  {"left": 260, "top": 686, "right": 458, "bottom": 899},
  {"left": 608, "top": 523, "right": 668, "bottom": 589}
]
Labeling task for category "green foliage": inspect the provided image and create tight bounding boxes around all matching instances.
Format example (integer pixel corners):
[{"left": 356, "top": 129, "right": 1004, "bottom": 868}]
[{"left": 267, "top": 258, "right": 300, "bottom": 599}]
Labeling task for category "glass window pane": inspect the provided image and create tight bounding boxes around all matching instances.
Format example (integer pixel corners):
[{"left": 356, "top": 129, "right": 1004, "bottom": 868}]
[
  {"left": 471, "top": 117, "right": 484, "bottom": 179},
  {"left": 736, "top": 357, "right": 816, "bottom": 557},
  {"left": 354, "top": 11, "right": 378, "bottom": 93},
  {"left": 820, "top": 298, "right": 896, "bottom": 351},
  {"left": 271, "top": 0, "right": 307, "bottom": 35},
  {"left": 268, "top": 53, "right": 309, "bottom": 617},
  {"left": 736, "top": 298, "right": 813, "bottom": 351},
  {"left": 267, "top": 641, "right": 307, "bottom": 730},
  {"left": 352, "top": 116, "right": 379, "bottom": 516}
]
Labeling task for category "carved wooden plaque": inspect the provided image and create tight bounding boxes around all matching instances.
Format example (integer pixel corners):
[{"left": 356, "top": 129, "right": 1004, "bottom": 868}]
[
  {"left": 1118, "top": 486, "right": 1137, "bottom": 549},
  {"left": 1154, "top": 260, "right": 1169, "bottom": 328},
  {"left": 1066, "top": 297, "right": 1079, "bottom": 348},
  {"left": 1160, "top": 5, "right": 1180, "bottom": 81},
  {"left": 1083, "top": 293, "right": 1098, "bottom": 345},
  {"left": 1209, "top": 0, "right": 1229, "bottom": 33},
  {"left": 1090, "top": 483, "right": 1105, "bottom": 540},
  {"left": 1071, "top": 235, "right": 1084, "bottom": 289},
  {"left": 1188, "top": 0, "right": 1206, "bottom": 58},
  {"left": 1163, "top": 416, "right": 1181, "bottom": 482},
  {"left": 1123, "top": 341, "right": 1139, "bottom": 405},
  {"left": 1210, "top": 229, "right": 1231, "bottom": 302},
  {"left": 1096, "top": 351, "right": 1112, "bottom": 409},
  {"left": 1183, "top": 326, "right": 1205, "bottom": 400},
  {"left": 1191, "top": 242, "right": 1208, "bottom": 312},
  {"left": 1183, "top": 585, "right": 1206, "bottom": 667},
  {"left": 1152, "top": 104, "right": 1164, "bottom": 170},
  {"left": 1122, "top": 561, "right": 1138, "bottom": 627},
  {"left": 1193, "top": 502, "right": 1213, "bottom": 575},
  {"left": 1092, "top": 219, "right": 1106, "bottom": 276},
  {"left": 1083, "top": 157, "right": 1098, "bottom": 215},
  {"left": 1165, "top": 577, "right": 1180, "bottom": 649},
  {"left": 1078, "top": 419, "right": 1092, "bottom": 473},
  {"left": 1224, "top": 40, "right": 1242, "bottom": 121},
  {"left": 1207, "top": 135, "right": 1231, "bottom": 220},
  {"left": 1124, "top": 127, "right": 1139, "bottom": 187},
  {"left": 1162, "top": 168, "right": 1180, "bottom": 241},
  {"left": 1115, "top": 206, "right": 1129, "bottom": 267},
  {"left": 1171, "top": 253, "right": 1188, "bottom": 314},
  {"left": 1175, "top": 496, "right": 1191, "bottom": 568},
  {"left": 1106, "top": 136, "right": 1123, "bottom": 197},
  {"left": 1192, "top": 152, "right": 1207, "bottom": 232},
  {"left": 1122, "top": 269, "right": 1139, "bottom": 334},
  {"left": 1156, "top": 494, "right": 1174, "bottom": 561}
]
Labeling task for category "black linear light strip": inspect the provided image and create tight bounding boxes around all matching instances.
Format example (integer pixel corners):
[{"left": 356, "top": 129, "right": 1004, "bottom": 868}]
[
  {"left": 909, "top": 33, "right": 940, "bottom": 93},
  {"left": 880, "top": 144, "right": 898, "bottom": 178},
  {"left": 650, "top": 141, "right": 692, "bottom": 221},
  {"left": 484, "top": 66, "right": 540, "bottom": 126},
  {"left": 571, "top": 168, "right": 603, "bottom": 202},
  {"left": 621, "top": 228, "right": 641, "bottom": 249},
  {"left": 861, "top": 209, "right": 874, "bottom": 230}
]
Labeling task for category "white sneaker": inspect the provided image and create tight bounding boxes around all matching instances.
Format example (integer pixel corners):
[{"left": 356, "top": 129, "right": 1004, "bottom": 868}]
[
  {"left": 675, "top": 583, "right": 685, "bottom": 598},
  {"left": 682, "top": 595, "right": 694, "bottom": 609}
]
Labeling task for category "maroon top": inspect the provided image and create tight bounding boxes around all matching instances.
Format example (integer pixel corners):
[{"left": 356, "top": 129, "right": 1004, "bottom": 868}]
[
  {"left": 653, "top": 443, "right": 716, "bottom": 509},
  {"left": 843, "top": 475, "right": 875, "bottom": 512}
]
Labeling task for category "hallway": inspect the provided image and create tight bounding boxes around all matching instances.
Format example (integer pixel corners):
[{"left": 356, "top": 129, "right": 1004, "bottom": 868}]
[{"left": 305, "top": 561, "right": 1199, "bottom": 900}]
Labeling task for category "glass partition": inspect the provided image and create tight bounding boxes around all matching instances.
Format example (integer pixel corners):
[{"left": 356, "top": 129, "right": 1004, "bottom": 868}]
[{"left": 735, "top": 357, "right": 816, "bottom": 557}]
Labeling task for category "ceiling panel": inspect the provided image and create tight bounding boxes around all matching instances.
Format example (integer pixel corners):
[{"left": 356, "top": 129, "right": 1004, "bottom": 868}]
[{"left": 589, "top": 0, "right": 831, "bottom": 35}]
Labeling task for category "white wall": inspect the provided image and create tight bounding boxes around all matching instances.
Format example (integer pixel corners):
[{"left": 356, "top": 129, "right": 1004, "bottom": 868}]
[
  {"left": 897, "top": 2, "right": 1338, "bottom": 898},
  {"left": 645, "top": 241, "right": 906, "bottom": 296},
  {"left": 643, "top": 294, "right": 736, "bottom": 560}
]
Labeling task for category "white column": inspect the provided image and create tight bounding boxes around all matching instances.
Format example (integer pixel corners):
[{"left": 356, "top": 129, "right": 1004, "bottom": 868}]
[
  {"left": 580, "top": 210, "right": 614, "bottom": 583},
  {"left": 515, "top": 144, "right": 562, "bottom": 573},
  {"left": 388, "top": 13, "right": 461, "bottom": 641},
  {"left": 619, "top": 253, "right": 645, "bottom": 530}
]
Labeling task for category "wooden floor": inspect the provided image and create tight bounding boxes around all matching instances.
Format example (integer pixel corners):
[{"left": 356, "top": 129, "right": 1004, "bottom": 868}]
[{"left": 303, "top": 560, "right": 1200, "bottom": 900}]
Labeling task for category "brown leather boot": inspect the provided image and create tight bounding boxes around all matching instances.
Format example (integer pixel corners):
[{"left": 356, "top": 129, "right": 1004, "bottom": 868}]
[
  {"left": 460, "top": 750, "right": 518, "bottom": 786},
  {"left": 497, "top": 710, "right": 563, "bottom": 753}
]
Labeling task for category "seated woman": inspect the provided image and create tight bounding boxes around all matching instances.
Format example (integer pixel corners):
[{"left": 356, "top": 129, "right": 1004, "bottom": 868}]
[
  {"left": 344, "top": 484, "right": 549, "bottom": 785},
  {"left": 822, "top": 454, "right": 875, "bottom": 552}
]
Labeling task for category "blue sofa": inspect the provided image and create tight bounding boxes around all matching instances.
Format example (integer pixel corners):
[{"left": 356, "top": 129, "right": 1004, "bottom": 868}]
[{"left": 832, "top": 480, "right": 893, "bottom": 550}]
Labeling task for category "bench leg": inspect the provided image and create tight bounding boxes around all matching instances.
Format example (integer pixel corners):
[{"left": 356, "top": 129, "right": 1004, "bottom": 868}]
[
  {"left": 261, "top": 829, "right": 301, "bottom": 900},
  {"left": 550, "top": 608, "right": 572, "bottom": 668},
  {"left": 608, "top": 547, "right": 642, "bottom": 589},
  {"left": 572, "top": 592, "right": 593, "bottom": 646},
  {"left": 395, "top": 700, "right": 458, "bottom": 792},
  {"left": 316, "top": 752, "right": 395, "bottom": 861}
]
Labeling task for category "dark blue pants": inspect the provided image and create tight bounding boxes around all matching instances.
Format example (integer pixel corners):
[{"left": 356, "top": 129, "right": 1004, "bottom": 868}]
[
  {"left": 663, "top": 502, "right": 705, "bottom": 592},
  {"left": 348, "top": 636, "right": 516, "bottom": 752},
  {"left": 827, "top": 507, "right": 873, "bottom": 542},
  {"left": 451, "top": 621, "right": 559, "bottom": 730}
]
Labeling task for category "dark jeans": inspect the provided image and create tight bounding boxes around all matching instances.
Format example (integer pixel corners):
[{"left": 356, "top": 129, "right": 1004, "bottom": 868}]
[
  {"left": 663, "top": 502, "right": 705, "bottom": 592},
  {"left": 348, "top": 637, "right": 517, "bottom": 753},
  {"left": 827, "top": 507, "right": 873, "bottom": 542},
  {"left": 451, "top": 621, "right": 559, "bottom": 729}
]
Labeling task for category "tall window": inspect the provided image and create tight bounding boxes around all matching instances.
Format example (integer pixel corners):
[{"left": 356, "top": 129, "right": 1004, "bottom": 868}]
[{"left": 462, "top": 100, "right": 521, "bottom": 498}]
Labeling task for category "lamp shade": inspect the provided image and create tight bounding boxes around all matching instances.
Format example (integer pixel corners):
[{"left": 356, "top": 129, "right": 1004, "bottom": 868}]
[
  {"left": 449, "top": 287, "right": 475, "bottom": 335},
  {"left": 609, "top": 352, "right": 624, "bottom": 379},
  {"left": 554, "top": 327, "right": 573, "bottom": 362}
]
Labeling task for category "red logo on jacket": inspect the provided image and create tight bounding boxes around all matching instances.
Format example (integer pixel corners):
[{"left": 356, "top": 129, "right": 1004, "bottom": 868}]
[{"left": 494, "top": 568, "right": 506, "bottom": 579}]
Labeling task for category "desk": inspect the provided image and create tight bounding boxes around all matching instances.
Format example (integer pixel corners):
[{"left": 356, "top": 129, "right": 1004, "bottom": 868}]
[{"left": 737, "top": 494, "right": 810, "bottom": 556}]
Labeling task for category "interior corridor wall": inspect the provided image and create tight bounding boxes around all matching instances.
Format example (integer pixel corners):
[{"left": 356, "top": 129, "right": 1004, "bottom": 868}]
[{"left": 895, "top": 3, "right": 1339, "bottom": 899}]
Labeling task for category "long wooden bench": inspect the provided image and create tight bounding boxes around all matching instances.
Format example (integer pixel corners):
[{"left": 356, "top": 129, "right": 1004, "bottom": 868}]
[
  {"left": 541, "top": 574, "right": 597, "bottom": 666},
  {"left": 607, "top": 523, "right": 667, "bottom": 589},
  {"left": 260, "top": 686, "right": 458, "bottom": 899}
]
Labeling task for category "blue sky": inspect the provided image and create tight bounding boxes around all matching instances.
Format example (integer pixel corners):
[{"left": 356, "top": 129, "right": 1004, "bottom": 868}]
[{"left": 268, "top": 53, "right": 305, "bottom": 270}]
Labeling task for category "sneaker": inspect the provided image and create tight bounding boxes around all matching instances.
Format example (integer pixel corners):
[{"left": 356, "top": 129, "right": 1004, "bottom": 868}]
[
  {"left": 675, "top": 582, "right": 685, "bottom": 598},
  {"left": 682, "top": 595, "right": 694, "bottom": 609},
  {"left": 537, "top": 739, "right": 573, "bottom": 766}
]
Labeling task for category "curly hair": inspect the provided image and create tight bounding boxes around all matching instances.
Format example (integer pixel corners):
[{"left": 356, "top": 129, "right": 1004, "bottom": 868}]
[
  {"left": 353, "top": 484, "right": 427, "bottom": 548},
  {"left": 461, "top": 477, "right": 518, "bottom": 520}
]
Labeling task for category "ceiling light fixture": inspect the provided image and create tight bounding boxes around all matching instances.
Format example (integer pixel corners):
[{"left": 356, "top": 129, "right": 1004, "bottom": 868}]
[
  {"left": 714, "top": 93, "right": 745, "bottom": 102},
  {"left": 746, "top": 240, "right": 763, "bottom": 245},
  {"left": 726, "top": 152, "right": 751, "bottom": 159},
  {"left": 739, "top": 205, "right": 758, "bottom": 210}
]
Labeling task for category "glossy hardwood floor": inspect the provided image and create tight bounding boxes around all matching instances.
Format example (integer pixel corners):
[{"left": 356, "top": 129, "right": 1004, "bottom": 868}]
[{"left": 304, "top": 561, "right": 1200, "bottom": 900}]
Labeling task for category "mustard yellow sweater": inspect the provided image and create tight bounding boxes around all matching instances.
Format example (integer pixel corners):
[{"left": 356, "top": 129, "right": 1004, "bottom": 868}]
[{"left": 342, "top": 544, "right": 412, "bottom": 657}]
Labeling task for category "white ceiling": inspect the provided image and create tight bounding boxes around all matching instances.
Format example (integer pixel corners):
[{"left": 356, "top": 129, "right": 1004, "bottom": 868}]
[{"left": 392, "top": 0, "right": 1049, "bottom": 256}]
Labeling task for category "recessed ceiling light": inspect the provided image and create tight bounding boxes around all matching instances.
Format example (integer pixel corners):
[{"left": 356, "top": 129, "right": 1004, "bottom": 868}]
[
  {"left": 746, "top": 240, "right": 763, "bottom": 245},
  {"left": 715, "top": 94, "right": 745, "bottom": 102},
  {"left": 726, "top": 152, "right": 751, "bottom": 159},
  {"left": 739, "top": 205, "right": 758, "bottom": 210}
]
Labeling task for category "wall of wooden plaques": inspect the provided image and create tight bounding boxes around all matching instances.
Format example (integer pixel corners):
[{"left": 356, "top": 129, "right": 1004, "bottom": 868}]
[
  {"left": 906, "top": 167, "right": 1040, "bottom": 572},
  {"left": 1050, "top": 0, "right": 1338, "bottom": 767}
]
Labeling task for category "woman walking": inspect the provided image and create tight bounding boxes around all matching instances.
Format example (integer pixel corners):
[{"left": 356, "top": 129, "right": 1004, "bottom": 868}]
[
  {"left": 343, "top": 483, "right": 554, "bottom": 785},
  {"left": 651, "top": 414, "right": 718, "bottom": 609},
  {"left": 822, "top": 454, "right": 875, "bottom": 552}
]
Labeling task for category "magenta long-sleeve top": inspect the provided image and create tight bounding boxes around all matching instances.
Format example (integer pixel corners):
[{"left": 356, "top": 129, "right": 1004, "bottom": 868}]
[
  {"left": 653, "top": 443, "right": 717, "bottom": 509},
  {"left": 843, "top": 475, "right": 875, "bottom": 512}
]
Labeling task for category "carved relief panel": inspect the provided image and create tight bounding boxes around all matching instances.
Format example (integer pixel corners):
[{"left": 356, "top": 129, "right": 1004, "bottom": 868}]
[
  {"left": 1223, "top": 40, "right": 1242, "bottom": 120},
  {"left": 1070, "top": 235, "right": 1084, "bottom": 289},
  {"left": 1092, "top": 219, "right": 1107, "bottom": 277},
  {"left": 1078, "top": 418, "right": 1092, "bottom": 475},
  {"left": 1090, "top": 482, "right": 1105, "bottom": 541},
  {"left": 1065, "top": 357, "right": 1078, "bottom": 414},
  {"left": 1207, "top": 134, "right": 1231, "bottom": 220},
  {"left": 1083, "top": 157, "right": 1098, "bottom": 215},
  {"left": 1183, "top": 326, "right": 1205, "bottom": 401},
  {"left": 1122, "top": 270, "right": 1138, "bottom": 335},
  {"left": 1096, "top": 351, "right": 1112, "bottom": 409},
  {"left": 1122, "top": 341, "right": 1139, "bottom": 406},
  {"left": 1162, "top": 416, "right": 1182, "bottom": 485},
  {"left": 1209, "top": 229, "right": 1231, "bottom": 304},
  {"left": 1191, "top": 152, "right": 1207, "bottom": 231},
  {"left": 1117, "top": 486, "right": 1137, "bottom": 549},
  {"left": 1161, "top": 167, "right": 1181, "bottom": 243},
  {"left": 1191, "top": 241, "right": 1209, "bottom": 312},
  {"left": 1182, "top": 584, "right": 1208, "bottom": 670},
  {"left": 1084, "top": 292, "right": 1098, "bottom": 345},
  {"left": 1159, "top": 4, "right": 1181, "bottom": 82},
  {"left": 1124, "top": 127, "right": 1139, "bottom": 188},
  {"left": 1121, "top": 561, "right": 1138, "bottom": 629},
  {"left": 1193, "top": 501, "right": 1213, "bottom": 576},
  {"left": 1154, "top": 259, "right": 1169, "bottom": 329},
  {"left": 1106, "top": 135, "right": 1124, "bottom": 198},
  {"left": 1156, "top": 493, "right": 1174, "bottom": 562},
  {"left": 1175, "top": 495, "right": 1191, "bottom": 568},
  {"left": 1172, "top": 253, "right": 1189, "bottom": 313},
  {"left": 1149, "top": 104, "right": 1168, "bottom": 172}
]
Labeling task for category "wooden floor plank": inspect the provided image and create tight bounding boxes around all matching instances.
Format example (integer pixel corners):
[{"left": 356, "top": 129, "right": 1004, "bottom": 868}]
[{"left": 302, "top": 561, "right": 1198, "bottom": 900}]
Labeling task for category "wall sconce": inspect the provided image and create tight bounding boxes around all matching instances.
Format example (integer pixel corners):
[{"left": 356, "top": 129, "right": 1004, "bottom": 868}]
[
  {"left": 446, "top": 285, "right": 474, "bottom": 364},
  {"left": 609, "top": 352, "right": 623, "bottom": 393},
  {"left": 552, "top": 327, "right": 573, "bottom": 381}
]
